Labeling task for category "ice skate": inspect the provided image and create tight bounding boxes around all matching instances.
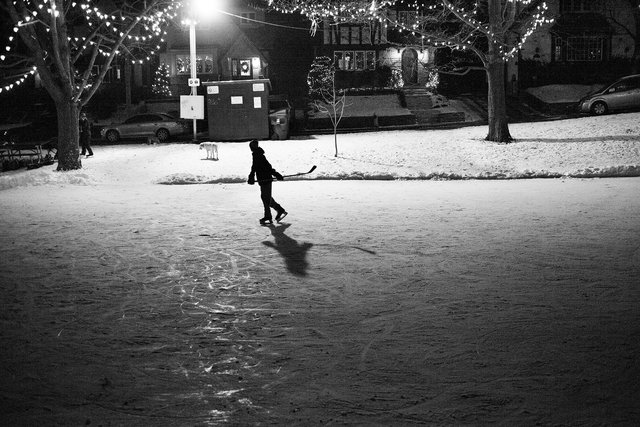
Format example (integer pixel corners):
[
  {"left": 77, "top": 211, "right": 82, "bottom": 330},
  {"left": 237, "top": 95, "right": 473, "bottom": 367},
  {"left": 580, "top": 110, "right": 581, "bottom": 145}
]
[
  {"left": 275, "top": 210, "right": 288, "bottom": 222},
  {"left": 259, "top": 217, "right": 273, "bottom": 225}
]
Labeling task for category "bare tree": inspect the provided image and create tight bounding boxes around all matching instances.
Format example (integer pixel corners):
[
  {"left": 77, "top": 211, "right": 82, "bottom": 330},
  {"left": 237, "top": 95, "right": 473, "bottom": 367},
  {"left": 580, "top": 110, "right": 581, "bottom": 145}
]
[
  {"left": 308, "top": 56, "right": 347, "bottom": 157},
  {"left": 269, "top": 0, "right": 552, "bottom": 143},
  {"left": 0, "top": 0, "right": 178, "bottom": 170},
  {"left": 314, "top": 69, "right": 347, "bottom": 157}
]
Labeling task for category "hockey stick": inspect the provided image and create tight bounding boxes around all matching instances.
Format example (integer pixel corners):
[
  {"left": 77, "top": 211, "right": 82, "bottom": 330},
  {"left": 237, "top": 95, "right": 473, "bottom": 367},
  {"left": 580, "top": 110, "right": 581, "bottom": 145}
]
[
  {"left": 257, "top": 165, "right": 317, "bottom": 183},
  {"left": 283, "top": 165, "right": 317, "bottom": 178}
]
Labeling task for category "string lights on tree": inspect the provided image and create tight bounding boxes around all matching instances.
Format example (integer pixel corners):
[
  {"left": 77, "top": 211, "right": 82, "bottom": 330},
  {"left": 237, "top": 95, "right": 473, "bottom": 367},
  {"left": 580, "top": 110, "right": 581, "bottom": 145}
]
[
  {"left": 268, "top": 0, "right": 554, "bottom": 143},
  {"left": 1, "top": 0, "right": 183, "bottom": 171}
]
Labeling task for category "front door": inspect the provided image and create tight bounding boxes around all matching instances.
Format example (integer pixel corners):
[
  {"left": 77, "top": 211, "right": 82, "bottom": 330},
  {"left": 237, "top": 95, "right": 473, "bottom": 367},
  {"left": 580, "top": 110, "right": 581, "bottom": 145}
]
[{"left": 401, "top": 48, "right": 418, "bottom": 85}]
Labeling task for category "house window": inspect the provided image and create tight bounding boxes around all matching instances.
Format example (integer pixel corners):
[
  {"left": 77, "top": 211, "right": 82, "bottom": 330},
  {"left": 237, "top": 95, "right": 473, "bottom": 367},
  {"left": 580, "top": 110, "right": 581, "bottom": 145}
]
[
  {"left": 566, "top": 36, "right": 605, "bottom": 61},
  {"left": 231, "top": 58, "right": 254, "bottom": 79},
  {"left": 397, "top": 11, "right": 418, "bottom": 27},
  {"left": 560, "top": 0, "right": 601, "bottom": 13},
  {"left": 334, "top": 50, "right": 376, "bottom": 71},
  {"left": 553, "top": 38, "right": 562, "bottom": 61},
  {"left": 366, "top": 51, "right": 376, "bottom": 69},
  {"left": 325, "top": 20, "right": 384, "bottom": 45},
  {"left": 337, "top": 24, "right": 367, "bottom": 44},
  {"left": 176, "top": 54, "right": 214, "bottom": 74}
]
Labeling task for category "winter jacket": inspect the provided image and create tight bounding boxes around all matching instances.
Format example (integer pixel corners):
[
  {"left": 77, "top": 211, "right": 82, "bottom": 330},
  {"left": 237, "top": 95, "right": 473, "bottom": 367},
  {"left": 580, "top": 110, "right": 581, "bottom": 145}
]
[{"left": 249, "top": 147, "right": 282, "bottom": 183}]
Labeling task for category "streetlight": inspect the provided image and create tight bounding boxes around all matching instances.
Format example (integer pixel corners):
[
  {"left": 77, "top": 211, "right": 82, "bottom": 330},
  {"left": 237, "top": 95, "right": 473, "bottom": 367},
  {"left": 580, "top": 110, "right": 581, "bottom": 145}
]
[{"left": 181, "top": 0, "right": 222, "bottom": 142}]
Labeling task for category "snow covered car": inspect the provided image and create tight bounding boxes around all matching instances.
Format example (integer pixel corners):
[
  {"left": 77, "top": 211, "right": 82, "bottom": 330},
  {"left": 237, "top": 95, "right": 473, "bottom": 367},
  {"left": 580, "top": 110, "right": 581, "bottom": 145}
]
[
  {"left": 100, "top": 113, "right": 189, "bottom": 143},
  {"left": 578, "top": 74, "right": 640, "bottom": 115}
]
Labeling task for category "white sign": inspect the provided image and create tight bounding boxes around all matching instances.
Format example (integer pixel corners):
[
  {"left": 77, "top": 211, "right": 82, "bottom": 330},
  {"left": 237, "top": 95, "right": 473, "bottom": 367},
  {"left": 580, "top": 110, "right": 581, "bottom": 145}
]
[
  {"left": 252, "top": 83, "right": 265, "bottom": 92},
  {"left": 207, "top": 85, "right": 219, "bottom": 94},
  {"left": 230, "top": 96, "right": 243, "bottom": 105},
  {"left": 179, "top": 95, "right": 205, "bottom": 120},
  {"left": 188, "top": 78, "right": 200, "bottom": 87},
  {"left": 253, "top": 97, "right": 261, "bottom": 109}
]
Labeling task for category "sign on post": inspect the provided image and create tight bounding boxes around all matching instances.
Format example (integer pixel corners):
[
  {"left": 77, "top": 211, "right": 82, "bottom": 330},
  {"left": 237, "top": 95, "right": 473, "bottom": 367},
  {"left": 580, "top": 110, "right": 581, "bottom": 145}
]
[{"left": 180, "top": 95, "right": 205, "bottom": 120}]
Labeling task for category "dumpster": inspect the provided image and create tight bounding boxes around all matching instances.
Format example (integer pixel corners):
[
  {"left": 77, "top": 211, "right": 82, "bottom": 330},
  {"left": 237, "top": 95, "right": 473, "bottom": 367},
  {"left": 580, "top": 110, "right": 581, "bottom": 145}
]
[{"left": 203, "top": 79, "right": 270, "bottom": 141}]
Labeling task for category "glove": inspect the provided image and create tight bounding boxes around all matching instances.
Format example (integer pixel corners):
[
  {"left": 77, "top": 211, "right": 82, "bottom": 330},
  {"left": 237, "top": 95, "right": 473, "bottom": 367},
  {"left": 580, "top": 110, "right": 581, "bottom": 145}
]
[
  {"left": 274, "top": 172, "right": 284, "bottom": 181},
  {"left": 247, "top": 174, "right": 255, "bottom": 185}
]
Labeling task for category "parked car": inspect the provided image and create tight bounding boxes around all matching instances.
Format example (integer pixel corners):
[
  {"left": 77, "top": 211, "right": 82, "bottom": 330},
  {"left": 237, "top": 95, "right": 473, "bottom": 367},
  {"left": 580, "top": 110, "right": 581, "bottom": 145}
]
[
  {"left": 578, "top": 74, "right": 640, "bottom": 115},
  {"left": 100, "top": 113, "right": 189, "bottom": 143},
  {"left": 268, "top": 97, "right": 292, "bottom": 140},
  {"left": 0, "top": 105, "right": 57, "bottom": 143}
]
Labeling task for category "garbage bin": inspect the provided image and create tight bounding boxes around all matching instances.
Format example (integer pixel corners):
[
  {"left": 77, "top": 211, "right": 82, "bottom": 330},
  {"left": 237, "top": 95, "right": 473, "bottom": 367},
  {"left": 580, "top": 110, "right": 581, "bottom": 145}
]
[
  {"left": 268, "top": 97, "right": 291, "bottom": 140},
  {"left": 269, "top": 112, "right": 290, "bottom": 140}
]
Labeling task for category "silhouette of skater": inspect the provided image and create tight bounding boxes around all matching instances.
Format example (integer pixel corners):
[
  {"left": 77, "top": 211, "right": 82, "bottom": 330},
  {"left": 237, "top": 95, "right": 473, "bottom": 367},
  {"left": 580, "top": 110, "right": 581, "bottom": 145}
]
[
  {"left": 262, "top": 223, "right": 313, "bottom": 276},
  {"left": 247, "top": 139, "right": 287, "bottom": 225}
]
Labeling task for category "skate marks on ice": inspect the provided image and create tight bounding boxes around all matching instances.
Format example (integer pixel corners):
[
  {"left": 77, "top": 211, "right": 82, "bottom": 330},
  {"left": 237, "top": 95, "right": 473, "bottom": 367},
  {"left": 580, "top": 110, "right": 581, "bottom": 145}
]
[{"left": 0, "top": 218, "right": 291, "bottom": 424}]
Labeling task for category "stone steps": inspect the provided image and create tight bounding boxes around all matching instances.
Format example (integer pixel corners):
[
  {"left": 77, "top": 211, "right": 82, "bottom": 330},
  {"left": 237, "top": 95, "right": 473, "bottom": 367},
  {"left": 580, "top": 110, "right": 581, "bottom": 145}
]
[{"left": 402, "top": 88, "right": 464, "bottom": 124}]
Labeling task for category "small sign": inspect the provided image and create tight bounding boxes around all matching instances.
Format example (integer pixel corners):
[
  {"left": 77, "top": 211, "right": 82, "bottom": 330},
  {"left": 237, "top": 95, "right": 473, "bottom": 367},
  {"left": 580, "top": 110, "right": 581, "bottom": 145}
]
[
  {"left": 252, "top": 83, "right": 265, "bottom": 92},
  {"left": 253, "top": 97, "right": 261, "bottom": 109},
  {"left": 231, "top": 96, "right": 243, "bottom": 105},
  {"left": 180, "top": 95, "right": 205, "bottom": 119},
  {"left": 207, "top": 85, "right": 219, "bottom": 94},
  {"left": 188, "top": 78, "right": 200, "bottom": 87}
]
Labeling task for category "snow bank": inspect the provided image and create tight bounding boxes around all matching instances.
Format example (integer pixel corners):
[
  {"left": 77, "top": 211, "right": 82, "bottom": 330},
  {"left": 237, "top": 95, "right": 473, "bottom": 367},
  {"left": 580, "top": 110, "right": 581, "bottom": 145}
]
[{"left": 2, "top": 112, "right": 639, "bottom": 190}]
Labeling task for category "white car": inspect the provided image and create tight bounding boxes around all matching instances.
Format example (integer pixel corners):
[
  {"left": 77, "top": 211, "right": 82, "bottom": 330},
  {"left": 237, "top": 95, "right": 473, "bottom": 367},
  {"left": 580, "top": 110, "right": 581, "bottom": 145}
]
[{"left": 100, "top": 113, "right": 189, "bottom": 143}]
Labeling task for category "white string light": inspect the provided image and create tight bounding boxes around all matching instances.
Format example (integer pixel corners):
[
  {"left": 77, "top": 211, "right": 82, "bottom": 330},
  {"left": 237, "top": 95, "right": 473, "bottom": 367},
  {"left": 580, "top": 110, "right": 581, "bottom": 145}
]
[{"left": 1, "top": 0, "right": 181, "bottom": 94}]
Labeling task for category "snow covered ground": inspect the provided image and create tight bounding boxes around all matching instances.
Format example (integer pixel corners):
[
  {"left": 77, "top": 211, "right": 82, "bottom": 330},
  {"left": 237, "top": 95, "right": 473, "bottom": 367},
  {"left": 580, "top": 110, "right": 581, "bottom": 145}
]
[
  {"left": 1, "top": 111, "right": 640, "bottom": 190},
  {"left": 1, "top": 112, "right": 639, "bottom": 425}
]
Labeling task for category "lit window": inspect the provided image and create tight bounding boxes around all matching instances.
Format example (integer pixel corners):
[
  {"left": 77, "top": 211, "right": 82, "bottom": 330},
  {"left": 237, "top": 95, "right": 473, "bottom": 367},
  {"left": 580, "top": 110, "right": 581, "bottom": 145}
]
[
  {"left": 231, "top": 58, "right": 254, "bottom": 79},
  {"left": 334, "top": 50, "right": 376, "bottom": 71},
  {"left": 176, "top": 54, "right": 214, "bottom": 74}
]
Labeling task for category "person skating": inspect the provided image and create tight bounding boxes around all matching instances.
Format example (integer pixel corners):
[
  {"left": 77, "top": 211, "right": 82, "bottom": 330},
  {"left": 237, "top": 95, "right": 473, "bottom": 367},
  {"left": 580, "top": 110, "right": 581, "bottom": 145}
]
[
  {"left": 79, "top": 112, "right": 93, "bottom": 158},
  {"left": 247, "top": 139, "right": 287, "bottom": 225}
]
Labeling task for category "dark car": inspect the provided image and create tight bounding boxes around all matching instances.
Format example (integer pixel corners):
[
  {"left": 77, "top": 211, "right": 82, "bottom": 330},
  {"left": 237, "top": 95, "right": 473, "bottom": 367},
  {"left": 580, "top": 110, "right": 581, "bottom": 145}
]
[
  {"left": 99, "top": 113, "right": 189, "bottom": 143},
  {"left": 0, "top": 105, "right": 57, "bottom": 143},
  {"left": 578, "top": 74, "right": 640, "bottom": 115}
]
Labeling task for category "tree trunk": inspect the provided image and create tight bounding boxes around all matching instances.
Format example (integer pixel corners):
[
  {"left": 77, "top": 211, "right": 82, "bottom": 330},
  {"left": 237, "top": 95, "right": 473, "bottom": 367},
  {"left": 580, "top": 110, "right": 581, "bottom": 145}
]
[
  {"left": 484, "top": 0, "right": 513, "bottom": 143},
  {"left": 55, "top": 101, "right": 82, "bottom": 171},
  {"left": 485, "top": 59, "right": 512, "bottom": 143}
]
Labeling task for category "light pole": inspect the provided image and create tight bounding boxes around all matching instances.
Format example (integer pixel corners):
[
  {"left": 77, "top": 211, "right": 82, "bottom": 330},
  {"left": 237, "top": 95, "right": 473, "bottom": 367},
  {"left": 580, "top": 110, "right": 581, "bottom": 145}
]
[
  {"left": 189, "top": 19, "right": 197, "bottom": 142},
  {"left": 182, "top": 0, "right": 221, "bottom": 142}
]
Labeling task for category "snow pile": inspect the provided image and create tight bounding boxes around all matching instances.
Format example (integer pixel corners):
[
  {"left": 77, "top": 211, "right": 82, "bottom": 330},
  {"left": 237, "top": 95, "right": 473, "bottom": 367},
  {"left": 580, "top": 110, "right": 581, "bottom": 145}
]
[{"left": 1, "top": 112, "right": 639, "bottom": 190}]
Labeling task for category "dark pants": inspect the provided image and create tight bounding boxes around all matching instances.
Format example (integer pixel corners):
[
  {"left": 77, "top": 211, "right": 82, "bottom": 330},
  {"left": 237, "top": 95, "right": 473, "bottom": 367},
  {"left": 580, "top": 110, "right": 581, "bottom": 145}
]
[
  {"left": 259, "top": 181, "right": 283, "bottom": 219},
  {"left": 80, "top": 135, "right": 93, "bottom": 156}
]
